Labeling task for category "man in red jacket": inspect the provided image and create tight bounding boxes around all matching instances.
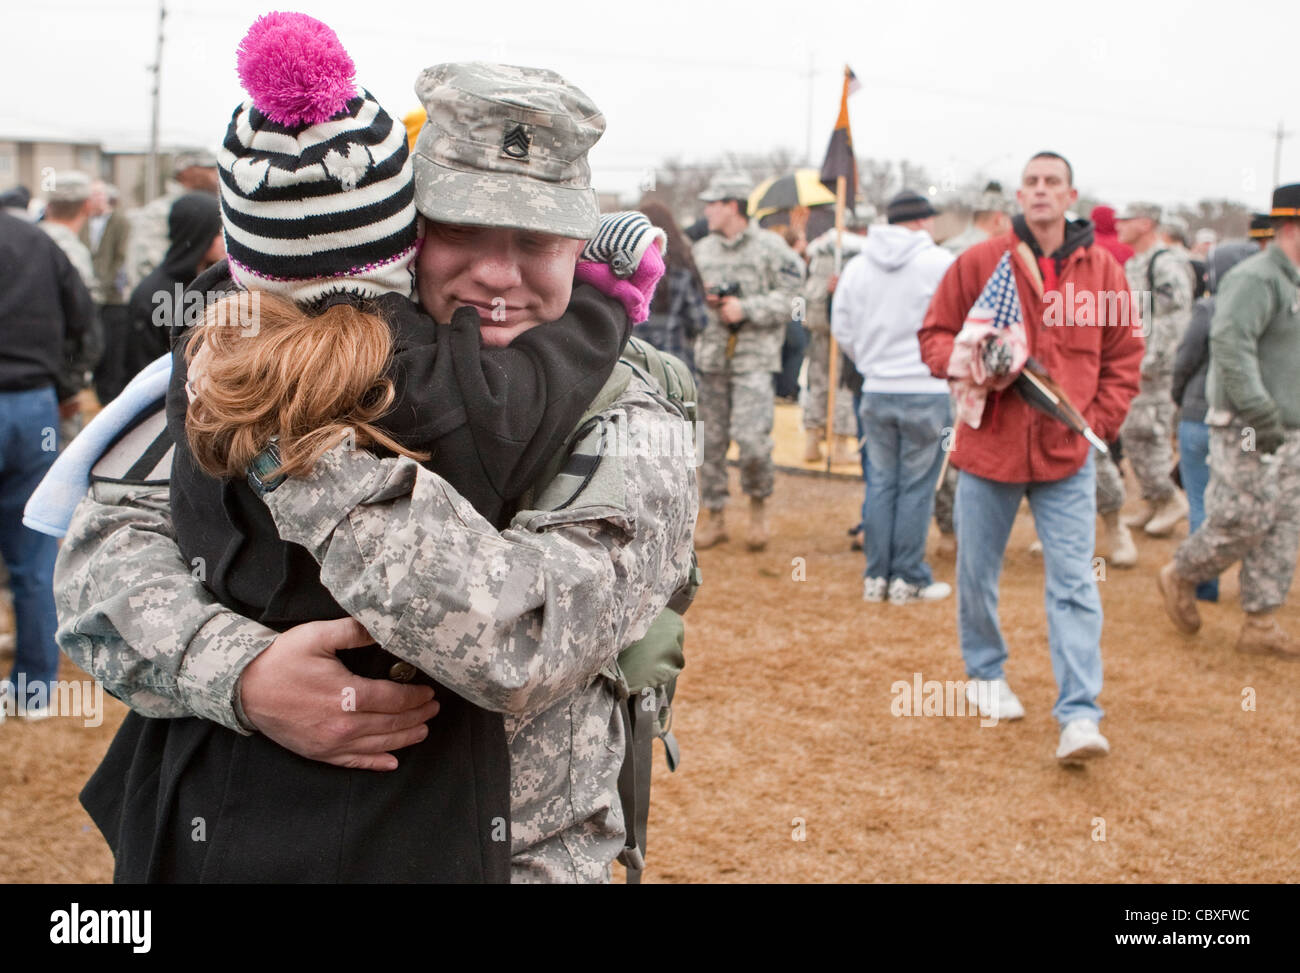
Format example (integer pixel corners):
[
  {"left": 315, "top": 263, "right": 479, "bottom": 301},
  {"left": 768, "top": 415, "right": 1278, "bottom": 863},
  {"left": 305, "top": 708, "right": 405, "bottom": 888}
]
[{"left": 918, "top": 152, "right": 1144, "bottom": 764}]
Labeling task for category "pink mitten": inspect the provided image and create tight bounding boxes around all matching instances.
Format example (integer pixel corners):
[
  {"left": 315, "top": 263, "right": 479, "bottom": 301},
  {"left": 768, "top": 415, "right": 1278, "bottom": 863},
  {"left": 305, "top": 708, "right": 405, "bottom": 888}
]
[
  {"left": 574, "top": 210, "right": 667, "bottom": 324},
  {"left": 576, "top": 243, "right": 664, "bottom": 324}
]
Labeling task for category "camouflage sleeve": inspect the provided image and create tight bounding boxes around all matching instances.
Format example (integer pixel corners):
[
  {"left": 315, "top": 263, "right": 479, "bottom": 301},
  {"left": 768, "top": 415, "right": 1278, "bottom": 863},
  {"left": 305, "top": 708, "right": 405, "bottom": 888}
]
[
  {"left": 1143, "top": 254, "right": 1195, "bottom": 383},
  {"left": 259, "top": 384, "right": 698, "bottom": 717},
  {"left": 801, "top": 252, "right": 832, "bottom": 334},
  {"left": 53, "top": 481, "right": 279, "bottom": 732},
  {"left": 738, "top": 238, "right": 805, "bottom": 329}
]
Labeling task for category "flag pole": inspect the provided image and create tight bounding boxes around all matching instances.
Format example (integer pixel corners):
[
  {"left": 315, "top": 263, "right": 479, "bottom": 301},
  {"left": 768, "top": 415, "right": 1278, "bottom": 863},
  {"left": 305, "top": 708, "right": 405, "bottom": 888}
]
[{"left": 826, "top": 174, "right": 846, "bottom": 472}]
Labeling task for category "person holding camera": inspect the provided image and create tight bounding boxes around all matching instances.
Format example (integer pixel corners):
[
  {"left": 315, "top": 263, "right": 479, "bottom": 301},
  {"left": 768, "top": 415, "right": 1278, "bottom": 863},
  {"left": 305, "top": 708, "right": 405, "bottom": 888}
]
[{"left": 692, "top": 172, "right": 805, "bottom": 550}]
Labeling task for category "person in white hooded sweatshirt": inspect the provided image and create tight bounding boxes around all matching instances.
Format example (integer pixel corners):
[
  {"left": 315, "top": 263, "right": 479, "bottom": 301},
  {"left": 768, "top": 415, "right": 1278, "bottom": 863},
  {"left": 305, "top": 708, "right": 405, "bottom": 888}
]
[{"left": 832, "top": 191, "right": 955, "bottom": 604}]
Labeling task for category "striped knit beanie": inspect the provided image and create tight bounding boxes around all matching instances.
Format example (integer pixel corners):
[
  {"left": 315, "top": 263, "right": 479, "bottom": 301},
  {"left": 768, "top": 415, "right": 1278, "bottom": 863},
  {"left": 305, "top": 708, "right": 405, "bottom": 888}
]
[
  {"left": 219, "top": 12, "right": 418, "bottom": 304},
  {"left": 580, "top": 211, "right": 667, "bottom": 279}
]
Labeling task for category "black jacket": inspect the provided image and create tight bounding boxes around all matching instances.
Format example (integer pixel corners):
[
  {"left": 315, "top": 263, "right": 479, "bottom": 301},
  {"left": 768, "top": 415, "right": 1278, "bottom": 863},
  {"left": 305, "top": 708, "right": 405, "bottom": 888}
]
[
  {"left": 0, "top": 211, "right": 96, "bottom": 398},
  {"left": 1172, "top": 242, "right": 1256, "bottom": 422},
  {"left": 107, "top": 193, "right": 222, "bottom": 403}
]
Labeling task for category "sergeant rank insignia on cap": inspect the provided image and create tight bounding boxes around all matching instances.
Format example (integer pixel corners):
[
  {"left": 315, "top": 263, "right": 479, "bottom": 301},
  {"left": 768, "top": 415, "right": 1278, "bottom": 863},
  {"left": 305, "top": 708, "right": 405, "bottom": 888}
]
[{"left": 502, "top": 123, "right": 531, "bottom": 160}]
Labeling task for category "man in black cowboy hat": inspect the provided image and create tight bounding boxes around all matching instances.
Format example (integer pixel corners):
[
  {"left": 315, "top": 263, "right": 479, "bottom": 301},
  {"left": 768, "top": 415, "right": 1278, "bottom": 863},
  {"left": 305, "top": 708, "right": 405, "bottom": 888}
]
[{"left": 1160, "top": 183, "right": 1300, "bottom": 659}]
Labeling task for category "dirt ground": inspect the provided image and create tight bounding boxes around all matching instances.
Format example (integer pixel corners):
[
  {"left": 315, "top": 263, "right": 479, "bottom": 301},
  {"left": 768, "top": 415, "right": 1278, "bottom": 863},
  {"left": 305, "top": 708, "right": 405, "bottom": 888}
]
[{"left": 3, "top": 466, "right": 1298, "bottom": 884}]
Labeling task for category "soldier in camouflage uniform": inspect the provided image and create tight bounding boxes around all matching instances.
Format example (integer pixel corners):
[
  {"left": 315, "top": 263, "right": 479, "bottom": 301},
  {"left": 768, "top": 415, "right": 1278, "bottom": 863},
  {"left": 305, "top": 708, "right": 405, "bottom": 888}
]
[
  {"left": 1113, "top": 203, "right": 1193, "bottom": 538},
  {"left": 800, "top": 213, "right": 865, "bottom": 463},
  {"left": 39, "top": 171, "right": 100, "bottom": 442},
  {"left": 40, "top": 172, "right": 98, "bottom": 294},
  {"left": 52, "top": 62, "right": 698, "bottom": 883},
  {"left": 692, "top": 172, "right": 806, "bottom": 550},
  {"left": 123, "top": 150, "right": 218, "bottom": 295},
  {"left": 1159, "top": 184, "right": 1300, "bottom": 659}
]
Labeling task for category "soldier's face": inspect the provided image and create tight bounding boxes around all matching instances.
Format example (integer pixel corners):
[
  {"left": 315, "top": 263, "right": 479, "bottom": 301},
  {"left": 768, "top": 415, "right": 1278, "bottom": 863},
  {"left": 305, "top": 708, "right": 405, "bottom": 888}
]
[
  {"left": 1116, "top": 218, "right": 1146, "bottom": 245},
  {"left": 704, "top": 200, "right": 736, "bottom": 233},
  {"left": 1017, "top": 158, "right": 1076, "bottom": 226},
  {"left": 417, "top": 221, "right": 584, "bottom": 347}
]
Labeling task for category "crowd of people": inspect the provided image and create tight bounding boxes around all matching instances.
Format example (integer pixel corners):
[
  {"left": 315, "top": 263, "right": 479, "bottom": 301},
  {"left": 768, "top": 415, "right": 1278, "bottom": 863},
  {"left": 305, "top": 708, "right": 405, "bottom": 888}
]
[
  {"left": 1, "top": 9, "right": 1298, "bottom": 885},
  {"left": 659, "top": 155, "right": 1300, "bottom": 768}
]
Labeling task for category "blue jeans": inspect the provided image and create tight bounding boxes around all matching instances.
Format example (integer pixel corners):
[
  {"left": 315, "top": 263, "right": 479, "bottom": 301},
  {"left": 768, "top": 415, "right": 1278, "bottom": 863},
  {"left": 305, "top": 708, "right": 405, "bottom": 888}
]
[
  {"left": 954, "top": 454, "right": 1104, "bottom": 726},
  {"left": 859, "top": 392, "right": 949, "bottom": 585},
  {"left": 0, "top": 386, "right": 61, "bottom": 702},
  {"left": 1178, "top": 420, "right": 1219, "bottom": 601}
]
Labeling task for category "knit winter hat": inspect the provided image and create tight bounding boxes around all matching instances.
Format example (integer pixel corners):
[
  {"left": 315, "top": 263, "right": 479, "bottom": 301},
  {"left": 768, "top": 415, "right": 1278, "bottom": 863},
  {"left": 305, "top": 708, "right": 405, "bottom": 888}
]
[
  {"left": 218, "top": 12, "right": 418, "bottom": 304},
  {"left": 886, "top": 190, "right": 937, "bottom": 224}
]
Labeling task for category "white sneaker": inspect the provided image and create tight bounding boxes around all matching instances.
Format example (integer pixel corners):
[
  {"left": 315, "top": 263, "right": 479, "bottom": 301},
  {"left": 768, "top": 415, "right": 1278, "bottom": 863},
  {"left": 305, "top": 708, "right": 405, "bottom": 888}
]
[
  {"left": 964, "top": 678, "right": 1025, "bottom": 721},
  {"left": 888, "top": 577, "right": 952, "bottom": 605},
  {"left": 1056, "top": 718, "right": 1110, "bottom": 764},
  {"left": 862, "top": 577, "right": 888, "bottom": 602}
]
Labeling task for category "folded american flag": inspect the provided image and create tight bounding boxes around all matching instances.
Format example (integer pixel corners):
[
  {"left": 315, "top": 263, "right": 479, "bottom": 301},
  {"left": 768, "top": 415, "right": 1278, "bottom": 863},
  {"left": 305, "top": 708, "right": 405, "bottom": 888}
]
[{"left": 947, "top": 251, "right": 1029, "bottom": 429}]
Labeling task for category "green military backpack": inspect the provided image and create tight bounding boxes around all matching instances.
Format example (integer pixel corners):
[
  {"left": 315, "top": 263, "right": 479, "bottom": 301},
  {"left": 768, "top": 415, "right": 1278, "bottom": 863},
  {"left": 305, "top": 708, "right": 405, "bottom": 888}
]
[{"left": 527, "top": 336, "right": 701, "bottom": 883}]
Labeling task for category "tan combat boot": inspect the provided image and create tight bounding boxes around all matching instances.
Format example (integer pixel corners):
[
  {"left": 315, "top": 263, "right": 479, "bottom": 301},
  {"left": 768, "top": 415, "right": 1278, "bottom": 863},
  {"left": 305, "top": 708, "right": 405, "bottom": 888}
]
[
  {"left": 695, "top": 509, "right": 728, "bottom": 550},
  {"left": 1157, "top": 562, "right": 1201, "bottom": 634},
  {"left": 1144, "top": 491, "right": 1189, "bottom": 537},
  {"left": 934, "top": 532, "right": 957, "bottom": 558},
  {"left": 1101, "top": 511, "right": 1137, "bottom": 568},
  {"left": 832, "top": 434, "right": 860, "bottom": 466},
  {"left": 1122, "top": 500, "right": 1157, "bottom": 530},
  {"left": 1236, "top": 612, "right": 1300, "bottom": 660},
  {"left": 746, "top": 497, "right": 769, "bottom": 551},
  {"left": 803, "top": 428, "right": 824, "bottom": 463}
]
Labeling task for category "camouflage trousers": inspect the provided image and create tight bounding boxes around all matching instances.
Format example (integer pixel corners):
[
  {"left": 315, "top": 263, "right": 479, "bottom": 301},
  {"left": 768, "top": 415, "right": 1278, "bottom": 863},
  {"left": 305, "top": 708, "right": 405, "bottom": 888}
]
[
  {"left": 934, "top": 462, "right": 958, "bottom": 534},
  {"left": 1119, "top": 393, "right": 1177, "bottom": 502},
  {"left": 1173, "top": 427, "right": 1300, "bottom": 614},
  {"left": 1094, "top": 447, "right": 1126, "bottom": 515},
  {"left": 800, "top": 330, "right": 857, "bottom": 437},
  {"left": 698, "top": 369, "right": 774, "bottom": 511}
]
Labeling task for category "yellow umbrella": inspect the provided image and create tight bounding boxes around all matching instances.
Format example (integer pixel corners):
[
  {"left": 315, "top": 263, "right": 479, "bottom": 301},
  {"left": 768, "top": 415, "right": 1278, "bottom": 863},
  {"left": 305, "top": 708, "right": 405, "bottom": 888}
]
[{"left": 748, "top": 168, "right": 837, "bottom": 221}]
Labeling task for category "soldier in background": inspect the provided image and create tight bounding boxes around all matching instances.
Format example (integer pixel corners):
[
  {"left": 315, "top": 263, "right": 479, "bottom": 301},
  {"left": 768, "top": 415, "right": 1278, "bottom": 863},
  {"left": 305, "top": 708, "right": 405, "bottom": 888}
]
[
  {"left": 1249, "top": 213, "right": 1274, "bottom": 249},
  {"left": 801, "top": 206, "right": 867, "bottom": 464},
  {"left": 123, "top": 149, "right": 219, "bottom": 294},
  {"left": 1112, "top": 203, "right": 1193, "bottom": 539},
  {"left": 39, "top": 172, "right": 97, "bottom": 294},
  {"left": 39, "top": 171, "right": 101, "bottom": 440},
  {"left": 1159, "top": 183, "right": 1300, "bottom": 659},
  {"left": 941, "top": 182, "right": 1013, "bottom": 256},
  {"left": 692, "top": 172, "right": 805, "bottom": 551},
  {"left": 82, "top": 182, "right": 132, "bottom": 405}
]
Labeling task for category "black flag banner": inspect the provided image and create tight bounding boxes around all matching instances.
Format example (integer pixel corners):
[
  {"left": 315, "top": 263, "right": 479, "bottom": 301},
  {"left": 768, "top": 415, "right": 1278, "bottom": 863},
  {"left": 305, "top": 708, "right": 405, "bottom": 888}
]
[{"left": 819, "top": 66, "right": 861, "bottom": 205}]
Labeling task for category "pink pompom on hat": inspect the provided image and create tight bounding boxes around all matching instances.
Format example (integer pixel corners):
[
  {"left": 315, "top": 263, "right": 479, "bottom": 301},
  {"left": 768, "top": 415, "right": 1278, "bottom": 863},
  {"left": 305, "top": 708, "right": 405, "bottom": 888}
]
[
  {"left": 236, "top": 11, "right": 357, "bottom": 126},
  {"left": 218, "top": 11, "right": 418, "bottom": 305}
]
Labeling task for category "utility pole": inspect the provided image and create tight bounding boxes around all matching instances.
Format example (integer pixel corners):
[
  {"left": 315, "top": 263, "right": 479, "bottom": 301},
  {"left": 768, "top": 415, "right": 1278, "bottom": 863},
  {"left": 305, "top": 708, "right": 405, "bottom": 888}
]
[
  {"left": 1273, "top": 119, "right": 1292, "bottom": 188},
  {"left": 145, "top": 0, "right": 166, "bottom": 203}
]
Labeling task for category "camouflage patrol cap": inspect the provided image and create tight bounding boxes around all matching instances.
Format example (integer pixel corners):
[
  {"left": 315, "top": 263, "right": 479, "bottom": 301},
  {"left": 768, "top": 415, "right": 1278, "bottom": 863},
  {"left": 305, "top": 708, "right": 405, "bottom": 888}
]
[
  {"left": 975, "top": 181, "right": 1014, "bottom": 216},
  {"left": 411, "top": 62, "right": 605, "bottom": 239},
  {"left": 1116, "top": 202, "right": 1161, "bottom": 223},
  {"left": 45, "top": 170, "right": 92, "bottom": 203},
  {"left": 172, "top": 148, "right": 218, "bottom": 174},
  {"left": 699, "top": 172, "right": 753, "bottom": 205}
]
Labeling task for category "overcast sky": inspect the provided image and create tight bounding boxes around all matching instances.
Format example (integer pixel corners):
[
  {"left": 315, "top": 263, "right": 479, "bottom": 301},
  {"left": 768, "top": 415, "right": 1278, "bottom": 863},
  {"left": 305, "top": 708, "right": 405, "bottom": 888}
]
[{"left": 8, "top": 0, "right": 1297, "bottom": 211}]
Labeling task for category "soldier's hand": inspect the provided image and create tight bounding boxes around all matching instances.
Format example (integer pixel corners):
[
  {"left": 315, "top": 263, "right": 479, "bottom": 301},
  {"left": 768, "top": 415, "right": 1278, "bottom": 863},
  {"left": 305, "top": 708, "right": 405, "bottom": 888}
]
[
  {"left": 239, "top": 617, "right": 440, "bottom": 771},
  {"left": 705, "top": 291, "right": 722, "bottom": 308},
  {"left": 827, "top": 273, "right": 839, "bottom": 294},
  {"left": 1254, "top": 419, "right": 1286, "bottom": 456},
  {"left": 719, "top": 296, "right": 745, "bottom": 325}
]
